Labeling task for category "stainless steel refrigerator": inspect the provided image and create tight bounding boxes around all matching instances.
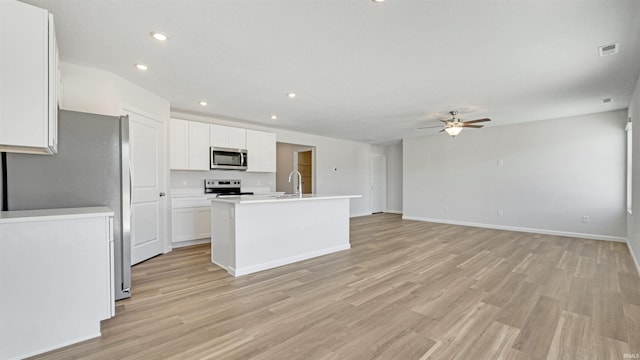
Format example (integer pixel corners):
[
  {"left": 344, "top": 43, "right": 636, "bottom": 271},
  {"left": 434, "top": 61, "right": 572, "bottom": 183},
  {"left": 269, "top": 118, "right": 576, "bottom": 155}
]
[{"left": 0, "top": 110, "right": 132, "bottom": 300}]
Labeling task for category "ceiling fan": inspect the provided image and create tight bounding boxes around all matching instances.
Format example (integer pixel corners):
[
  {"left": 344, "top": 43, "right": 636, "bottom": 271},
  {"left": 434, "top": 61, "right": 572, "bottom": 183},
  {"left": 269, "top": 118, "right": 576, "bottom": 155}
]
[{"left": 419, "top": 111, "right": 491, "bottom": 137}]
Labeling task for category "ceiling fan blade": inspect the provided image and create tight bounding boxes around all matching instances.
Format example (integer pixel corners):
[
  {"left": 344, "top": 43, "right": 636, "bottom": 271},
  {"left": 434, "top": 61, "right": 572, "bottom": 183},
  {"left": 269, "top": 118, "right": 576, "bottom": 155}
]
[
  {"left": 439, "top": 129, "right": 445, "bottom": 133},
  {"left": 462, "top": 118, "right": 491, "bottom": 124},
  {"left": 461, "top": 124, "right": 484, "bottom": 128}
]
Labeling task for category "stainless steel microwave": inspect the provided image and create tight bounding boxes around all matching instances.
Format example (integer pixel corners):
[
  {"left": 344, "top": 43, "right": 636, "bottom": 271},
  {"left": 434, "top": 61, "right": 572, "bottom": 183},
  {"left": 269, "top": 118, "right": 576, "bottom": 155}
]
[{"left": 210, "top": 147, "right": 248, "bottom": 170}]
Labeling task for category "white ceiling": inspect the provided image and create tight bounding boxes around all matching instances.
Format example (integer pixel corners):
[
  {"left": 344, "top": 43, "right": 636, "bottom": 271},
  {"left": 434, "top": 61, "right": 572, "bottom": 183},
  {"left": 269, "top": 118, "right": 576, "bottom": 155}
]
[{"left": 23, "top": 0, "right": 640, "bottom": 144}]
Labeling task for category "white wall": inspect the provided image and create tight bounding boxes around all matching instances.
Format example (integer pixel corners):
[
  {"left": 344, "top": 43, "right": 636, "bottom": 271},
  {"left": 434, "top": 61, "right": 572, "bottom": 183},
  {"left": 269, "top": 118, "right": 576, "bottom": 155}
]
[
  {"left": 385, "top": 142, "right": 403, "bottom": 213},
  {"left": 403, "top": 110, "right": 627, "bottom": 241},
  {"left": 171, "top": 111, "right": 374, "bottom": 217},
  {"left": 60, "top": 62, "right": 169, "bottom": 121},
  {"left": 628, "top": 73, "right": 640, "bottom": 273},
  {"left": 170, "top": 170, "right": 275, "bottom": 194}
]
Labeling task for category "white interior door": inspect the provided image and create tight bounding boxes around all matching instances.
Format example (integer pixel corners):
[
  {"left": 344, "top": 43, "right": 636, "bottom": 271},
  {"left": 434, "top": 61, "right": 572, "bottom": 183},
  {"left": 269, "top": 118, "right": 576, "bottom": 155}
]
[
  {"left": 128, "top": 110, "right": 166, "bottom": 265},
  {"left": 371, "top": 155, "right": 386, "bottom": 213}
]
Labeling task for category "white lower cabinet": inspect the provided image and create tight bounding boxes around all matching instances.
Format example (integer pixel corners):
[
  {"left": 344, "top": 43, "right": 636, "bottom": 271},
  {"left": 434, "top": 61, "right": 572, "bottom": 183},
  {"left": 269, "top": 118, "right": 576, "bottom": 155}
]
[
  {"left": 195, "top": 207, "right": 212, "bottom": 239},
  {"left": 0, "top": 207, "right": 114, "bottom": 360},
  {"left": 171, "top": 197, "right": 211, "bottom": 244}
]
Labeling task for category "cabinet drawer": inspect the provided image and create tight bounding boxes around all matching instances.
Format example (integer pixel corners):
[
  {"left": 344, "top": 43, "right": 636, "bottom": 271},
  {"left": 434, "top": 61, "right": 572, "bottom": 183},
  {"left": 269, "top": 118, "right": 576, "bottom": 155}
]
[{"left": 172, "top": 197, "right": 211, "bottom": 208}]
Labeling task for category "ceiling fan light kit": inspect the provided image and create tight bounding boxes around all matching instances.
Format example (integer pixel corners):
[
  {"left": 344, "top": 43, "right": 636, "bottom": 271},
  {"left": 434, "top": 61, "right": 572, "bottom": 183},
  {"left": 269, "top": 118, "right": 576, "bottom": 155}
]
[
  {"left": 419, "top": 110, "right": 492, "bottom": 137},
  {"left": 444, "top": 126, "right": 463, "bottom": 137}
]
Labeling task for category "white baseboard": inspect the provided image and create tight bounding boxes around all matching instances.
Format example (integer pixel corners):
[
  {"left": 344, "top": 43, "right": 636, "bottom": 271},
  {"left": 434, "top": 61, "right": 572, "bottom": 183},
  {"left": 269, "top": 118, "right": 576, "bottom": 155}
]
[
  {"left": 171, "top": 238, "right": 210, "bottom": 249},
  {"left": 627, "top": 241, "right": 640, "bottom": 276},
  {"left": 14, "top": 332, "right": 101, "bottom": 360},
  {"left": 384, "top": 210, "right": 403, "bottom": 214},
  {"left": 402, "top": 215, "right": 627, "bottom": 243},
  {"left": 350, "top": 212, "right": 373, "bottom": 218},
  {"left": 231, "top": 244, "right": 351, "bottom": 277}
]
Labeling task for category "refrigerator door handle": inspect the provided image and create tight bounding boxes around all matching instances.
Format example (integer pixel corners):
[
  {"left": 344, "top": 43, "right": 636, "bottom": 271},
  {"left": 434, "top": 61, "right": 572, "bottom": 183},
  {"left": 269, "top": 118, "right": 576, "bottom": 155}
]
[{"left": 128, "top": 161, "right": 132, "bottom": 211}]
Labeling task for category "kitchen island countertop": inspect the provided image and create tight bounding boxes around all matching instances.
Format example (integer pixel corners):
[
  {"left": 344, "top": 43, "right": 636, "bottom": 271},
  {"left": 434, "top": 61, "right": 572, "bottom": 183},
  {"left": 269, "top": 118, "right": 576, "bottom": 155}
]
[{"left": 210, "top": 193, "right": 361, "bottom": 204}]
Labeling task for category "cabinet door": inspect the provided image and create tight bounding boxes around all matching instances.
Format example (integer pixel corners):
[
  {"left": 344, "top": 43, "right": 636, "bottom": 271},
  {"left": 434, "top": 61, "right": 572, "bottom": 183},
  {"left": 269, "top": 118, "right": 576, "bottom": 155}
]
[
  {"left": 188, "top": 121, "right": 210, "bottom": 170},
  {"left": 245, "top": 129, "right": 262, "bottom": 172},
  {"left": 227, "top": 127, "right": 247, "bottom": 149},
  {"left": 262, "top": 132, "right": 277, "bottom": 172},
  {"left": 210, "top": 124, "right": 246, "bottom": 149},
  {"left": 0, "top": 0, "right": 52, "bottom": 153},
  {"left": 172, "top": 208, "right": 197, "bottom": 243},
  {"left": 47, "top": 14, "right": 59, "bottom": 153},
  {"left": 195, "top": 207, "right": 211, "bottom": 239},
  {"left": 209, "top": 124, "right": 228, "bottom": 148},
  {"left": 246, "top": 129, "right": 276, "bottom": 172},
  {"left": 169, "top": 118, "right": 189, "bottom": 170}
]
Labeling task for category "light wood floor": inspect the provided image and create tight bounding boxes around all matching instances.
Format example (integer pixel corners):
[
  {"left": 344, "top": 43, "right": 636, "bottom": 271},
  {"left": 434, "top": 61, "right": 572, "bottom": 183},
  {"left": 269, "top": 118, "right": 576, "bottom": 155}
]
[{"left": 32, "top": 214, "right": 640, "bottom": 359}]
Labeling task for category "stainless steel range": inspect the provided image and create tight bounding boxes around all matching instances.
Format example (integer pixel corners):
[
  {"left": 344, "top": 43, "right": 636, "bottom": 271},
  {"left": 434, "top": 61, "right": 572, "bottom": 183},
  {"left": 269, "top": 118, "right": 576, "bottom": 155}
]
[{"left": 204, "top": 179, "right": 254, "bottom": 197}]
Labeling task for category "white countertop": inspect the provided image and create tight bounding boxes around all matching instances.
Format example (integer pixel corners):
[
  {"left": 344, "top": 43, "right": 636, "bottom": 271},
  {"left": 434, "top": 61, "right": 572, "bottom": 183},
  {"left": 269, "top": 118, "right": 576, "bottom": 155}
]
[
  {"left": 0, "top": 206, "right": 114, "bottom": 224},
  {"left": 210, "top": 194, "right": 361, "bottom": 204},
  {"left": 171, "top": 188, "right": 283, "bottom": 199}
]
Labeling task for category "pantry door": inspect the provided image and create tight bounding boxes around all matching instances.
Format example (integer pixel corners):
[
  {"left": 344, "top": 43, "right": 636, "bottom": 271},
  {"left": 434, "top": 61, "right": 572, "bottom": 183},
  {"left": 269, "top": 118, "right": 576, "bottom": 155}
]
[{"left": 127, "top": 109, "right": 166, "bottom": 265}]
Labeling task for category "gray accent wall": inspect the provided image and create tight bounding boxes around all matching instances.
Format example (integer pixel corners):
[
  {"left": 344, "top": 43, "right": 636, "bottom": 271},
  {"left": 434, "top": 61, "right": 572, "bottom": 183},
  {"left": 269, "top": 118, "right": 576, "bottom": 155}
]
[{"left": 403, "top": 109, "right": 627, "bottom": 241}]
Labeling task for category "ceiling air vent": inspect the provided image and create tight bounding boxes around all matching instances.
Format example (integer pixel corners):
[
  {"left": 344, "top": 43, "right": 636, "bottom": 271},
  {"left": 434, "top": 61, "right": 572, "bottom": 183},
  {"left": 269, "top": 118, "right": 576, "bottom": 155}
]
[
  {"left": 602, "top": 97, "right": 613, "bottom": 103},
  {"left": 599, "top": 43, "right": 619, "bottom": 56}
]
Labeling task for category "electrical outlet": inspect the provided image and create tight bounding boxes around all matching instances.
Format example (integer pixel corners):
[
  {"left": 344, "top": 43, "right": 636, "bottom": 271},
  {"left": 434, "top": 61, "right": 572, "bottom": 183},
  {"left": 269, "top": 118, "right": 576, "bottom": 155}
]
[
  {"left": 445, "top": 206, "right": 449, "bottom": 213},
  {"left": 497, "top": 159, "right": 504, "bottom": 167},
  {"left": 498, "top": 209, "right": 504, "bottom": 216},
  {"left": 582, "top": 215, "right": 589, "bottom": 223}
]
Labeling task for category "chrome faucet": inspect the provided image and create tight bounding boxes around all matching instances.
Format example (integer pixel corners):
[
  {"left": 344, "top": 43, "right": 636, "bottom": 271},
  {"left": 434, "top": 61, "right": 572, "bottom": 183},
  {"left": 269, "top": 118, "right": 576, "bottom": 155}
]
[{"left": 288, "top": 170, "right": 302, "bottom": 197}]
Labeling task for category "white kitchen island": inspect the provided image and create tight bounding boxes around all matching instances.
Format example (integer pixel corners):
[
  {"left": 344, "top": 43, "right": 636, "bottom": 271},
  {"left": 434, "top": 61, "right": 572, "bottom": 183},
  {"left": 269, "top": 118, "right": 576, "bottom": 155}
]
[{"left": 210, "top": 194, "right": 361, "bottom": 276}]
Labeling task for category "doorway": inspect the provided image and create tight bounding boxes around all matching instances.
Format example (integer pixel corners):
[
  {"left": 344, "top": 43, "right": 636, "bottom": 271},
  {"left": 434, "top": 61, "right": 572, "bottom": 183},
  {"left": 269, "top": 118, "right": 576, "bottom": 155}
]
[
  {"left": 276, "top": 142, "right": 315, "bottom": 194},
  {"left": 371, "top": 154, "right": 386, "bottom": 213},
  {"left": 297, "top": 150, "right": 313, "bottom": 194}
]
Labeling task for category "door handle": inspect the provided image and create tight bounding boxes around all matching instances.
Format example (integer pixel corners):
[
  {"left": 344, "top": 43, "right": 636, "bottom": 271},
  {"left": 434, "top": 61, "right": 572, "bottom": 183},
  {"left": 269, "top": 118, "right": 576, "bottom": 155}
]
[{"left": 159, "top": 192, "right": 166, "bottom": 197}]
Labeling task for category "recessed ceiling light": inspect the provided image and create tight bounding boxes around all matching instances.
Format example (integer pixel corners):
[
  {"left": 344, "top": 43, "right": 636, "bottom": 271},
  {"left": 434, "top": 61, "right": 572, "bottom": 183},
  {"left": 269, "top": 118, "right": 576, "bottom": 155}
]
[
  {"left": 135, "top": 64, "right": 148, "bottom": 71},
  {"left": 150, "top": 32, "right": 168, "bottom": 41},
  {"left": 287, "top": 92, "right": 296, "bottom": 98},
  {"left": 270, "top": 115, "right": 278, "bottom": 120},
  {"left": 372, "top": 0, "right": 385, "bottom": 2},
  {"left": 199, "top": 101, "right": 208, "bottom": 106}
]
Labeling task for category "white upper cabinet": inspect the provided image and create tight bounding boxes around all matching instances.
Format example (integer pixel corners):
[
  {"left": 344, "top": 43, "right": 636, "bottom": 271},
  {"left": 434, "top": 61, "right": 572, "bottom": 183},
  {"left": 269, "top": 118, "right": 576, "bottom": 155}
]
[
  {"left": 188, "top": 121, "right": 210, "bottom": 170},
  {"left": 170, "top": 118, "right": 209, "bottom": 171},
  {"left": 246, "top": 129, "right": 276, "bottom": 173},
  {"left": 210, "top": 124, "right": 246, "bottom": 149},
  {"left": 170, "top": 118, "right": 188, "bottom": 169},
  {"left": 171, "top": 119, "right": 276, "bottom": 172},
  {"left": 0, "top": 0, "right": 59, "bottom": 155}
]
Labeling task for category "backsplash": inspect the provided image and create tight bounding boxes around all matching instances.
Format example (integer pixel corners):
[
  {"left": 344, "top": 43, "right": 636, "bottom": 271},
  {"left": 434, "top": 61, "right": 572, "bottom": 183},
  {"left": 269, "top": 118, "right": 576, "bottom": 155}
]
[{"left": 170, "top": 170, "right": 276, "bottom": 193}]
